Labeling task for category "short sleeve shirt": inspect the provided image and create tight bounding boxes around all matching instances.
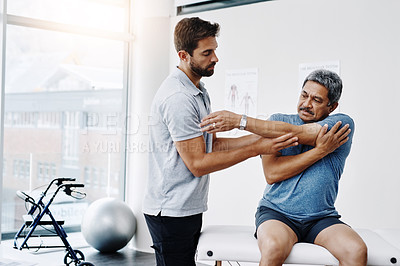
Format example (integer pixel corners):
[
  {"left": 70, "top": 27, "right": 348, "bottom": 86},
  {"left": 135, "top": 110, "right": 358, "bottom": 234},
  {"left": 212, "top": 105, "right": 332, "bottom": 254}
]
[
  {"left": 258, "top": 113, "right": 355, "bottom": 222},
  {"left": 143, "top": 68, "right": 213, "bottom": 217}
]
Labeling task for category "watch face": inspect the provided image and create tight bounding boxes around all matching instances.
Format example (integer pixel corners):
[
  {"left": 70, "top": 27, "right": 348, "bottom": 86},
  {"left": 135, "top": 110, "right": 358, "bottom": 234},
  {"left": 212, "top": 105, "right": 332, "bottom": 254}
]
[{"left": 240, "top": 115, "right": 247, "bottom": 129}]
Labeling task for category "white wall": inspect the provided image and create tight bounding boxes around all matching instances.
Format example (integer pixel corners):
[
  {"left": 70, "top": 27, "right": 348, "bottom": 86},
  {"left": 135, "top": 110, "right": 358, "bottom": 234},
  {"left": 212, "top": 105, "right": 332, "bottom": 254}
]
[
  {"left": 168, "top": 0, "right": 400, "bottom": 230},
  {"left": 126, "top": 0, "right": 174, "bottom": 252},
  {"left": 0, "top": 0, "right": 5, "bottom": 241}
]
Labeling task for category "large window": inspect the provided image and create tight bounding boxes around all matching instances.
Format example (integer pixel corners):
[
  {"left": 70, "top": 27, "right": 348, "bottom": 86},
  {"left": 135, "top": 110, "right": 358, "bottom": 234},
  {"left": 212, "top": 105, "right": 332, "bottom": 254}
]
[{"left": 1, "top": 0, "right": 131, "bottom": 237}]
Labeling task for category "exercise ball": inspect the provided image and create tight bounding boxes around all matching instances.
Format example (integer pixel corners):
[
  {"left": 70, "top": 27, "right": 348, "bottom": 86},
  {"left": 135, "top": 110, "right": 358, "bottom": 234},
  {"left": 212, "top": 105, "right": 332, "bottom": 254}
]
[{"left": 81, "top": 198, "right": 136, "bottom": 253}]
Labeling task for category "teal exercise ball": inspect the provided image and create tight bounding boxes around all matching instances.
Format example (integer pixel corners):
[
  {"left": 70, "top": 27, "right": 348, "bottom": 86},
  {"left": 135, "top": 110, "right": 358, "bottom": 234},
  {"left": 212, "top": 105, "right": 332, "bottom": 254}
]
[{"left": 81, "top": 198, "right": 136, "bottom": 253}]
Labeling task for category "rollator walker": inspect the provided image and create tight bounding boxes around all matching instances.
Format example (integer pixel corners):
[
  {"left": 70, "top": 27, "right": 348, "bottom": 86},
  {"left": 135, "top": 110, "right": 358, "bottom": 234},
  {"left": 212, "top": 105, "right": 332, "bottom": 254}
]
[{"left": 13, "top": 177, "right": 94, "bottom": 266}]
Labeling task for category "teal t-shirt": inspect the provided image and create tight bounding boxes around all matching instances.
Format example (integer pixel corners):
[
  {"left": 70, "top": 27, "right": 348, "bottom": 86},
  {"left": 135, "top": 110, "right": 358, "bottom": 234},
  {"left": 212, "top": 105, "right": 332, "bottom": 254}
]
[{"left": 258, "top": 113, "right": 355, "bottom": 222}]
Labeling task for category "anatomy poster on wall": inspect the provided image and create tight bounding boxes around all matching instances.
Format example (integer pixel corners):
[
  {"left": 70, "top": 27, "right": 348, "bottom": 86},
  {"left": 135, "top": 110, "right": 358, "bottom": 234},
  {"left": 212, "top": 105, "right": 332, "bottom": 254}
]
[
  {"left": 298, "top": 60, "right": 340, "bottom": 89},
  {"left": 224, "top": 68, "right": 258, "bottom": 117}
]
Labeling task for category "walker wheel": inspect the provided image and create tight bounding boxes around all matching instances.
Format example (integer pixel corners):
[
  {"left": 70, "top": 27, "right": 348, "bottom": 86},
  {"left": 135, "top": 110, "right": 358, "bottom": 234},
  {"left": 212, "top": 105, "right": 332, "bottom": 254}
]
[
  {"left": 78, "top": 262, "right": 95, "bottom": 266},
  {"left": 64, "top": 249, "right": 85, "bottom": 265}
]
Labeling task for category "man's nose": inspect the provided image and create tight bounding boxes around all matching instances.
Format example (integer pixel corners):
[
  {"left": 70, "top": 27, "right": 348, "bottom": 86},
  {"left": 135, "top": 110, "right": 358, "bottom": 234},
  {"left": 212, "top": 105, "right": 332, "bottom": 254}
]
[
  {"left": 211, "top": 51, "right": 219, "bottom": 63},
  {"left": 303, "top": 98, "right": 312, "bottom": 108}
]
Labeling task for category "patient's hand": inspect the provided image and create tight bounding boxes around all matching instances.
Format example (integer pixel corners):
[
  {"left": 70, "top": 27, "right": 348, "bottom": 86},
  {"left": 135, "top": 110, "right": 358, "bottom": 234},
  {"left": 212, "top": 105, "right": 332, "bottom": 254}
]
[
  {"left": 200, "top": 110, "right": 241, "bottom": 133},
  {"left": 315, "top": 121, "right": 351, "bottom": 155}
]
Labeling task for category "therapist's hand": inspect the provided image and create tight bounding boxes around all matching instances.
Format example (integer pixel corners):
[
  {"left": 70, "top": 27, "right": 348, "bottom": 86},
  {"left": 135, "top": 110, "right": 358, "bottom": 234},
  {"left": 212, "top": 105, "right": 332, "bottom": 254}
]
[
  {"left": 200, "top": 110, "right": 241, "bottom": 133},
  {"left": 255, "top": 133, "right": 298, "bottom": 155}
]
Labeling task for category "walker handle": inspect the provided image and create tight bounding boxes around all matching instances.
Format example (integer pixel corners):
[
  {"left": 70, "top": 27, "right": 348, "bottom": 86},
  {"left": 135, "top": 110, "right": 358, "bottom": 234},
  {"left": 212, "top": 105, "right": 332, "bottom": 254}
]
[
  {"left": 66, "top": 184, "right": 84, "bottom": 188},
  {"left": 16, "top": 190, "right": 35, "bottom": 204},
  {"left": 63, "top": 184, "right": 85, "bottom": 196},
  {"left": 55, "top": 177, "right": 76, "bottom": 186}
]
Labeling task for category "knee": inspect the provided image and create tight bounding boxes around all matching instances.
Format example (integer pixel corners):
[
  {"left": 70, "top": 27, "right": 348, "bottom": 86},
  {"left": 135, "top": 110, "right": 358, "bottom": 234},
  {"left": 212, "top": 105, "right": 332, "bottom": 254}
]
[
  {"left": 353, "top": 240, "right": 368, "bottom": 263},
  {"left": 341, "top": 239, "right": 368, "bottom": 265},
  {"left": 258, "top": 237, "right": 289, "bottom": 263}
]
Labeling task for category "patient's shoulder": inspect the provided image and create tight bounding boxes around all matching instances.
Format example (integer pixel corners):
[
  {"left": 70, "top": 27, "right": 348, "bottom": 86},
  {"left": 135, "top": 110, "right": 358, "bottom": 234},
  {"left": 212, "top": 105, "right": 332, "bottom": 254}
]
[{"left": 321, "top": 113, "right": 355, "bottom": 130}]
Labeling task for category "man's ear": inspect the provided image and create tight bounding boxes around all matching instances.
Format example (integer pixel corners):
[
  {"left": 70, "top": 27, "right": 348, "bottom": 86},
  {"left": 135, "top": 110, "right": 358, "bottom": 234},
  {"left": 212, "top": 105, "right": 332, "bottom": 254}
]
[
  {"left": 178, "top": 50, "right": 189, "bottom": 62},
  {"left": 329, "top": 102, "right": 339, "bottom": 113}
]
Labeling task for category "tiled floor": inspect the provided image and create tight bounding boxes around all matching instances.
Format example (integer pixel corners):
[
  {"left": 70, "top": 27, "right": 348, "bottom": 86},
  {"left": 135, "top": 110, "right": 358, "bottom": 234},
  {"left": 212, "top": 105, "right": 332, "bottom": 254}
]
[
  {"left": 1, "top": 232, "right": 154, "bottom": 266},
  {"left": 1, "top": 232, "right": 211, "bottom": 266},
  {"left": 1, "top": 245, "right": 156, "bottom": 266}
]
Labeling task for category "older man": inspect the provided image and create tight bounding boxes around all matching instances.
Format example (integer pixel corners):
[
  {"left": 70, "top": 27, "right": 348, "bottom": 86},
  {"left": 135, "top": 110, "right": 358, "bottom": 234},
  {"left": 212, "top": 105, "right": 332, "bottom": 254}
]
[{"left": 201, "top": 69, "right": 367, "bottom": 265}]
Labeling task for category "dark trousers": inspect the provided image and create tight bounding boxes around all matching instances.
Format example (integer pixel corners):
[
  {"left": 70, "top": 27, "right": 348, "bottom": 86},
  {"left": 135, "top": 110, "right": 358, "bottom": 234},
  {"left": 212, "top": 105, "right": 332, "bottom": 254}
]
[{"left": 144, "top": 212, "right": 203, "bottom": 266}]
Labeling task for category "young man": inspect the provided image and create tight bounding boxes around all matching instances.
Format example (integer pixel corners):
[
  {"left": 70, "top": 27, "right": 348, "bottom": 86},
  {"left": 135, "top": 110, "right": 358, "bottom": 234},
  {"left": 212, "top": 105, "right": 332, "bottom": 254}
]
[
  {"left": 142, "top": 17, "right": 299, "bottom": 266},
  {"left": 201, "top": 69, "right": 367, "bottom": 265}
]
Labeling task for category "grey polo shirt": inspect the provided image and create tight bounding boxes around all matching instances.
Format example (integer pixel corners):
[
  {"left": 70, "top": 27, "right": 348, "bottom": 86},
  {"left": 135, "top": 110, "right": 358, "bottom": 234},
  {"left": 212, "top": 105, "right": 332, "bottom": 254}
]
[{"left": 143, "top": 67, "right": 213, "bottom": 217}]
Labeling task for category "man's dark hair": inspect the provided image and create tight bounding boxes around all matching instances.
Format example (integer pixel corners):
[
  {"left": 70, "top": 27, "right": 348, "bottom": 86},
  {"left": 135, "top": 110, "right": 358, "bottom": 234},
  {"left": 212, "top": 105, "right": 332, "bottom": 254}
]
[
  {"left": 174, "top": 17, "right": 220, "bottom": 56},
  {"left": 303, "top": 69, "right": 343, "bottom": 106}
]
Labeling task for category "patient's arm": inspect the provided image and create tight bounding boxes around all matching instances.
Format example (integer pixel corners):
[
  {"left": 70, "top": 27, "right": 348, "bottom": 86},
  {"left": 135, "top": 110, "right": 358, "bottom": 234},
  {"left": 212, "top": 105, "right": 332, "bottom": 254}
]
[
  {"left": 262, "top": 122, "right": 350, "bottom": 184},
  {"left": 200, "top": 110, "right": 321, "bottom": 146}
]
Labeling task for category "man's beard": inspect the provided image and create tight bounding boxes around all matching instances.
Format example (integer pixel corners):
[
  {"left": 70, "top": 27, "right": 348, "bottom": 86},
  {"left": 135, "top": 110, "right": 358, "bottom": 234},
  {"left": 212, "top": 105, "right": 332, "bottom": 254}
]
[{"left": 190, "top": 61, "right": 215, "bottom": 77}]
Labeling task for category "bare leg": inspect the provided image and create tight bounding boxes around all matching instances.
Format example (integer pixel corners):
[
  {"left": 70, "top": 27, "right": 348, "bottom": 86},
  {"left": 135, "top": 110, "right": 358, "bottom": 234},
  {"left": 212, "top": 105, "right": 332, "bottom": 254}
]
[
  {"left": 314, "top": 224, "right": 367, "bottom": 266},
  {"left": 257, "top": 220, "right": 298, "bottom": 266}
]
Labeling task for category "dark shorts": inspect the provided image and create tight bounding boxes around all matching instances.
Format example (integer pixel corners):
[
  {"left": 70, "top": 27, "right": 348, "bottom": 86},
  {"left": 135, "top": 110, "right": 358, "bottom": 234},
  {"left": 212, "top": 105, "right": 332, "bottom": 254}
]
[
  {"left": 255, "top": 206, "right": 347, "bottom": 243},
  {"left": 144, "top": 212, "right": 203, "bottom": 266}
]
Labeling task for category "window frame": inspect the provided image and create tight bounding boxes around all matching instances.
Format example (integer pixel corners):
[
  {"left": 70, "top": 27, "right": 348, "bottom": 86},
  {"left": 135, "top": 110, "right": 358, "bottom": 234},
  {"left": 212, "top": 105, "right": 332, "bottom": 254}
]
[
  {"left": 0, "top": 0, "right": 133, "bottom": 239},
  {"left": 176, "top": 0, "right": 272, "bottom": 15}
]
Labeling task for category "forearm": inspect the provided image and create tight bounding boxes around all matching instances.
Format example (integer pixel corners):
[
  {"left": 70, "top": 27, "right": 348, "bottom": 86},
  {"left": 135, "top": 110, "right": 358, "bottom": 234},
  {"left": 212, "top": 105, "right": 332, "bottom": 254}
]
[
  {"left": 177, "top": 133, "right": 298, "bottom": 177},
  {"left": 263, "top": 148, "right": 327, "bottom": 184},
  {"left": 213, "top": 134, "right": 260, "bottom": 152},
  {"left": 246, "top": 117, "right": 320, "bottom": 146},
  {"left": 201, "top": 111, "right": 319, "bottom": 145},
  {"left": 264, "top": 121, "right": 351, "bottom": 184},
  {"left": 190, "top": 144, "right": 259, "bottom": 177},
  {"left": 197, "top": 133, "right": 298, "bottom": 176}
]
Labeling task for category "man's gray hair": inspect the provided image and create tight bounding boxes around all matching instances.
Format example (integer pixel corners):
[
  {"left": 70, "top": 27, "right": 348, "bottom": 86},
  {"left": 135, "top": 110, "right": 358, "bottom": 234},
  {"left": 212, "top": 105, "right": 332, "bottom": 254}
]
[{"left": 302, "top": 69, "right": 343, "bottom": 106}]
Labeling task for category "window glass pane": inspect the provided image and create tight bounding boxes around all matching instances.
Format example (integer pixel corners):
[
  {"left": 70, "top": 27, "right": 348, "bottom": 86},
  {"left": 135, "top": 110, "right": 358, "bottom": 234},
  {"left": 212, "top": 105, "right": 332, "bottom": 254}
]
[
  {"left": 7, "top": 0, "right": 126, "bottom": 32},
  {"left": 2, "top": 24, "right": 126, "bottom": 234}
]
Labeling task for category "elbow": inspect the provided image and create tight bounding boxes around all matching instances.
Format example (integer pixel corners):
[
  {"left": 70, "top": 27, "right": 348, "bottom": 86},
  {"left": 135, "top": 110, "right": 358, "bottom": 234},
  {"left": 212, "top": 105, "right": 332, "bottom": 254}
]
[
  {"left": 265, "top": 177, "right": 276, "bottom": 185},
  {"left": 191, "top": 169, "right": 205, "bottom": 178},
  {"left": 187, "top": 163, "right": 208, "bottom": 177},
  {"left": 181, "top": 155, "right": 209, "bottom": 177},
  {"left": 264, "top": 171, "right": 279, "bottom": 185}
]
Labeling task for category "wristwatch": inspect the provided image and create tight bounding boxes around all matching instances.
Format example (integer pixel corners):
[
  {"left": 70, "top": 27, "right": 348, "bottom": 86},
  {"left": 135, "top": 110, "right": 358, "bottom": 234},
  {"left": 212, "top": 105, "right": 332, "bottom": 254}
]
[{"left": 239, "top": 114, "right": 247, "bottom": 130}]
